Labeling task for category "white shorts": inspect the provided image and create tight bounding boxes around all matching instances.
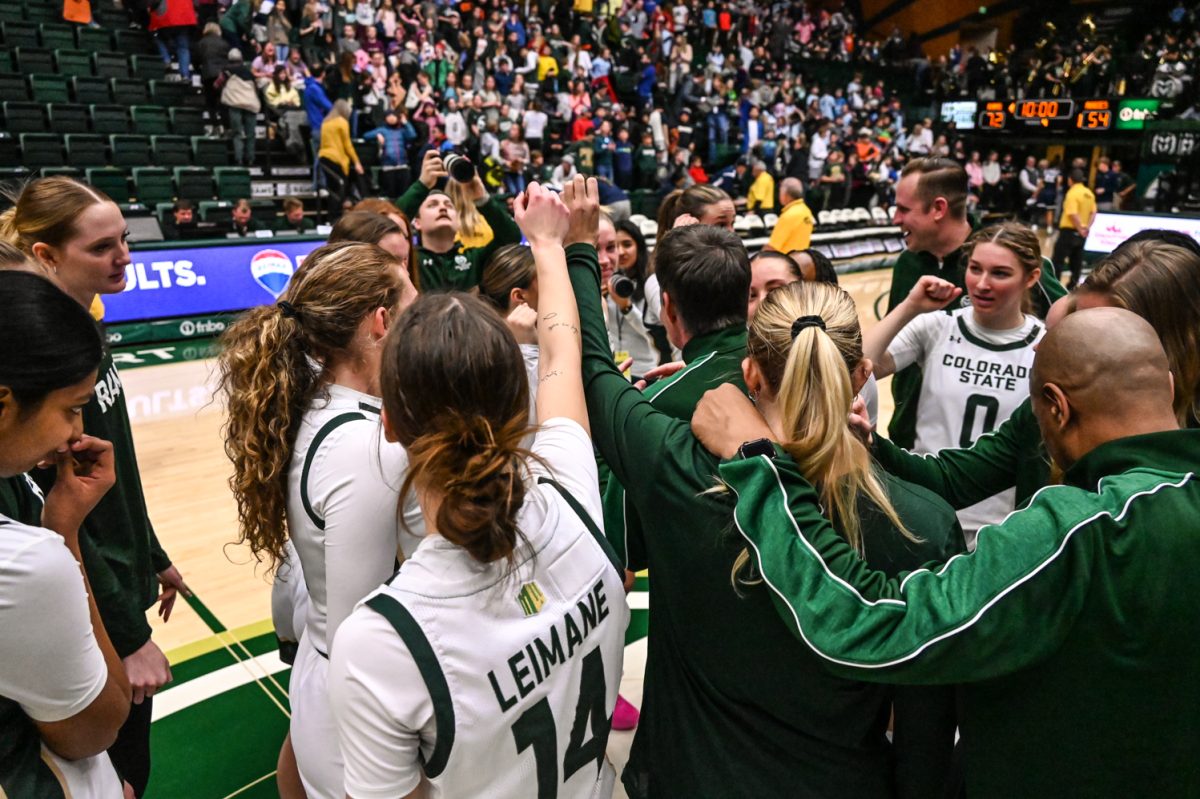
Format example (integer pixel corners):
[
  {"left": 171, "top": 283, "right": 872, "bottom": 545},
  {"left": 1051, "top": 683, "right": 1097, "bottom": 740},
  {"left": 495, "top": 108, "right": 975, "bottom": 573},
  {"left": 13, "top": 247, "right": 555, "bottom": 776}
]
[{"left": 290, "top": 634, "right": 344, "bottom": 799}]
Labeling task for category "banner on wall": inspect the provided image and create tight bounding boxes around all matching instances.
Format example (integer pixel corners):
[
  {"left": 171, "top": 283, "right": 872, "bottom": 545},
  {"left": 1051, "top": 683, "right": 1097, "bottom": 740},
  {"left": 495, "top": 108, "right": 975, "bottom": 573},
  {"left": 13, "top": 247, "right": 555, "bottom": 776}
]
[
  {"left": 102, "top": 239, "right": 323, "bottom": 324},
  {"left": 1083, "top": 212, "right": 1200, "bottom": 254}
]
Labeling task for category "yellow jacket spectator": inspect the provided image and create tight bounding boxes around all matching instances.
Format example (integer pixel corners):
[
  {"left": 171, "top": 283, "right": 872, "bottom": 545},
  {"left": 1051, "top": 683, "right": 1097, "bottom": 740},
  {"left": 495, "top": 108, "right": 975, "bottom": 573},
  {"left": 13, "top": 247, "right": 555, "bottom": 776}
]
[
  {"left": 745, "top": 161, "right": 776, "bottom": 213},
  {"left": 318, "top": 100, "right": 367, "bottom": 207},
  {"left": 1056, "top": 169, "right": 1097, "bottom": 289},
  {"left": 766, "top": 177, "right": 815, "bottom": 252}
]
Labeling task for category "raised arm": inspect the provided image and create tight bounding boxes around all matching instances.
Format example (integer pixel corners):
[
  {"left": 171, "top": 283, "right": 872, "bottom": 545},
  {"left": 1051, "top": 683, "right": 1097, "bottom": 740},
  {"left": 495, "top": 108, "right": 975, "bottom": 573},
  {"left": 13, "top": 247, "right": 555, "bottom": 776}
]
[
  {"left": 514, "top": 180, "right": 587, "bottom": 433},
  {"left": 864, "top": 275, "right": 960, "bottom": 379}
]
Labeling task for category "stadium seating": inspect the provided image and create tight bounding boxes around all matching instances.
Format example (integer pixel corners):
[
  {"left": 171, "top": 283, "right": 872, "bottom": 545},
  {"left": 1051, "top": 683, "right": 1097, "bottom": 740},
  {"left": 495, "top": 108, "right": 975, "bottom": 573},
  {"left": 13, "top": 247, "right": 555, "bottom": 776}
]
[
  {"left": 45, "top": 101, "right": 87, "bottom": 132},
  {"left": 87, "top": 166, "right": 132, "bottom": 204},
  {"left": 55, "top": 48, "right": 92, "bottom": 77},
  {"left": 14, "top": 45, "right": 52, "bottom": 73},
  {"left": 214, "top": 167, "right": 252, "bottom": 202},
  {"left": 131, "top": 104, "right": 169, "bottom": 134},
  {"left": 92, "top": 51, "right": 128, "bottom": 79},
  {"left": 109, "top": 77, "right": 147, "bottom": 105},
  {"left": 38, "top": 22, "right": 74, "bottom": 50},
  {"left": 28, "top": 72, "right": 68, "bottom": 103},
  {"left": 152, "top": 135, "right": 192, "bottom": 167},
  {"left": 191, "top": 136, "right": 231, "bottom": 168},
  {"left": 130, "top": 54, "right": 165, "bottom": 82},
  {"left": 110, "top": 134, "right": 152, "bottom": 168},
  {"left": 168, "top": 107, "right": 205, "bottom": 136},
  {"left": 20, "top": 132, "right": 63, "bottom": 168},
  {"left": 0, "top": 21, "right": 39, "bottom": 48},
  {"left": 174, "top": 167, "right": 214, "bottom": 203},
  {"left": 64, "top": 133, "right": 108, "bottom": 167},
  {"left": 89, "top": 103, "right": 129, "bottom": 133},
  {"left": 0, "top": 71, "right": 24, "bottom": 100},
  {"left": 71, "top": 76, "right": 110, "bottom": 104},
  {"left": 132, "top": 166, "right": 174, "bottom": 205},
  {"left": 2, "top": 99, "right": 43, "bottom": 132}
]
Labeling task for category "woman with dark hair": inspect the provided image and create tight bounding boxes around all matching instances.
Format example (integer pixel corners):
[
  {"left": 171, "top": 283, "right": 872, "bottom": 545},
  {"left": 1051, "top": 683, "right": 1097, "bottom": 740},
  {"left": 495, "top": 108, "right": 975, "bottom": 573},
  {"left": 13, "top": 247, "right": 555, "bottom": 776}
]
[
  {"left": 0, "top": 267, "right": 131, "bottom": 799},
  {"left": 785, "top": 247, "right": 839, "bottom": 285},
  {"left": 329, "top": 179, "right": 629, "bottom": 797}
]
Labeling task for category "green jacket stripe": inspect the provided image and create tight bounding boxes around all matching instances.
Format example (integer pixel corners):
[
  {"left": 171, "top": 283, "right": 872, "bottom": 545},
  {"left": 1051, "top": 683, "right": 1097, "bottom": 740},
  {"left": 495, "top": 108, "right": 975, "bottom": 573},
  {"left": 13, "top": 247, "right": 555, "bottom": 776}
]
[{"left": 364, "top": 593, "right": 456, "bottom": 778}]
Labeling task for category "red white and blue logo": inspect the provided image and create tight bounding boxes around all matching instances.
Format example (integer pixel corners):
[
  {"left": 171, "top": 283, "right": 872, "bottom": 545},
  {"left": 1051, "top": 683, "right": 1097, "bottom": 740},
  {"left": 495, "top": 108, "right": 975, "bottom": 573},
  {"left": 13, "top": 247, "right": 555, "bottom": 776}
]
[{"left": 250, "top": 249, "right": 296, "bottom": 299}]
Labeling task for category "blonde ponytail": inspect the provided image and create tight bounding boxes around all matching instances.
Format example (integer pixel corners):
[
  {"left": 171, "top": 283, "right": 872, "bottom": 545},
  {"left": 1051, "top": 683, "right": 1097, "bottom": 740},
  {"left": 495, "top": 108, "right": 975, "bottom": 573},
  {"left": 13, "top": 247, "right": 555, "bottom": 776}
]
[{"left": 734, "top": 282, "right": 914, "bottom": 586}]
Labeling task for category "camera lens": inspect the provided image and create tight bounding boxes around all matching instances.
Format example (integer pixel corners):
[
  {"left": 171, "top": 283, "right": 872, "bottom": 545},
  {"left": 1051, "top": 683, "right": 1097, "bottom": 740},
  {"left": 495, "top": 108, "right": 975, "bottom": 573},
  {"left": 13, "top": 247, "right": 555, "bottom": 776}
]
[
  {"left": 443, "top": 153, "right": 476, "bottom": 182},
  {"left": 609, "top": 273, "right": 636, "bottom": 299}
]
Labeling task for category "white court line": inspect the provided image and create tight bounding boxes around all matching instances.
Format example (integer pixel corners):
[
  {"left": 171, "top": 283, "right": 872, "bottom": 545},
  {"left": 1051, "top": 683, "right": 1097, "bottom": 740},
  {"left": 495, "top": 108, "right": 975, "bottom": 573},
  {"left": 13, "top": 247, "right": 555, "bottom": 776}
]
[
  {"left": 627, "top": 592, "right": 649, "bottom": 610},
  {"left": 153, "top": 652, "right": 289, "bottom": 722}
]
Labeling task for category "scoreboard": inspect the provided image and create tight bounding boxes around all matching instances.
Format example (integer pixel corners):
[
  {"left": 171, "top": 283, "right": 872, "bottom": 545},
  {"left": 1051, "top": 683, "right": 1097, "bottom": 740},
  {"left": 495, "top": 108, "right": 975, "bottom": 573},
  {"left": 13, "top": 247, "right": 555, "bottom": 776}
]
[{"left": 975, "top": 99, "right": 1118, "bottom": 132}]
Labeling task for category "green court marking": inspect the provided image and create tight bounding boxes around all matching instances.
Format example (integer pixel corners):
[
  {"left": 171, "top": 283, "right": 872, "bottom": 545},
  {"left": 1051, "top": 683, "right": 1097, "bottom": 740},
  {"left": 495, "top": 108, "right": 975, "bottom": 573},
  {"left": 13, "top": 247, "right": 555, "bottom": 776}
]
[{"left": 183, "top": 592, "right": 229, "bottom": 634}]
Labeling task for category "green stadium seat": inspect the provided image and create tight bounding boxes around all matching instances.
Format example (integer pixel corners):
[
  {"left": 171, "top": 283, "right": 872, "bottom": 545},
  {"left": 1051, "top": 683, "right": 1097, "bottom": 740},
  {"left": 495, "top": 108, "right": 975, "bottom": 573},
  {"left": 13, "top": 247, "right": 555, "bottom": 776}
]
[
  {"left": 130, "top": 104, "right": 168, "bottom": 134},
  {"left": 86, "top": 166, "right": 131, "bottom": 204},
  {"left": 88, "top": 103, "right": 127, "bottom": 133},
  {"left": 155, "top": 201, "right": 174, "bottom": 226},
  {"left": 130, "top": 54, "right": 165, "bottom": 81},
  {"left": 45, "top": 101, "right": 87, "bottom": 132},
  {"left": 132, "top": 166, "right": 173, "bottom": 205},
  {"left": 21, "top": 5, "right": 57, "bottom": 24},
  {"left": 19, "top": 132, "right": 63, "bottom": 167},
  {"left": 109, "top": 77, "right": 147, "bottom": 105},
  {"left": 109, "top": 134, "right": 151, "bottom": 168},
  {"left": 74, "top": 25, "right": 110, "bottom": 52},
  {"left": 151, "top": 134, "right": 190, "bottom": 166},
  {"left": 38, "top": 166, "right": 82, "bottom": 178},
  {"left": 92, "top": 51, "right": 127, "bottom": 78},
  {"left": 38, "top": 22, "right": 73, "bottom": 50},
  {"left": 1, "top": 99, "right": 43, "bottom": 131},
  {"left": 0, "top": 5, "right": 23, "bottom": 23},
  {"left": 28, "top": 72, "right": 68, "bottom": 102},
  {"left": 0, "top": 47, "right": 11, "bottom": 71},
  {"left": 148, "top": 78, "right": 184, "bottom": 106},
  {"left": 13, "top": 45, "right": 51, "bottom": 72},
  {"left": 191, "top": 135, "right": 230, "bottom": 167},
  {"left": 54, "top": 47, "right": 91, "bottom": 76},
  {"left": 71, "top": 76, "right": 108, "bottom": 104},
  {"left": 0, "top": 20, "right": 38, "bottom": 47},
  {"left": 173, "top": 166, "right": 213, "bottom": 202},
  {"left": 0, "top": 70, "right": 25, "bottom": 100},
  {"left": 112, "top": 28, "right": 151, "bottom": 54},
  {"left": 168, "top": 106, "right": 204, "bottom": 136},
  {"left": 198, "top": 200, "right": 231, "bottom": 224},
  {"left": 64, "top": 133, "right": 107, "bottom": 166},
  {"left": 0, "top": 139, "right": 21, "bottom": 170},
  {"left": 213, "top": 166, "right": 251, "bottom": 202}
]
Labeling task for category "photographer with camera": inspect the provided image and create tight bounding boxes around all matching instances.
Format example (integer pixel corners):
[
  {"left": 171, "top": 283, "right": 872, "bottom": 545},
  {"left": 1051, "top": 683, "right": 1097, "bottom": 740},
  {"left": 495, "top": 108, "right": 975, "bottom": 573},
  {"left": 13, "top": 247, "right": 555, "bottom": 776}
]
[
  {"left": 599, "top": 214, "right": 662, "bottom": 380},
  {"left": 395, "top": 150, "right": 523, "bottom": 291}
]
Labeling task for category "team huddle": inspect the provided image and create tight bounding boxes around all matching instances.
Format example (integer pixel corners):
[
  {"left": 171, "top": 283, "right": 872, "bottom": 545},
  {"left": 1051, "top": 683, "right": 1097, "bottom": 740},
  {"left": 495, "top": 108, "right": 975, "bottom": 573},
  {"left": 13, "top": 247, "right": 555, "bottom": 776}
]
[{"left": 1, "top": 159, "right": 1199, "bottom": 799}]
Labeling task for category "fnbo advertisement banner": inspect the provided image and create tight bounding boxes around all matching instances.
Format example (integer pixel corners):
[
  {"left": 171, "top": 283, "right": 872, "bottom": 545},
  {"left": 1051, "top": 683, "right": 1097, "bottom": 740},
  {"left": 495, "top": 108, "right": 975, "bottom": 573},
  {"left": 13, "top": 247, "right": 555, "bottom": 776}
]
[{"left": 102, "top": 239, "right": 324, "bottom": 323}]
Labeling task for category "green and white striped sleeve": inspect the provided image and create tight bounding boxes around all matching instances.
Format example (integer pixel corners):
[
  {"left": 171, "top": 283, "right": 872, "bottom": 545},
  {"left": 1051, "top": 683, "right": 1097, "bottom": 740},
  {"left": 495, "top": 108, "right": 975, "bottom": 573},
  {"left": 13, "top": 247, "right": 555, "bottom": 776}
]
[{"left": 718, "top": 454, "right": 1106, "bottom": 684}]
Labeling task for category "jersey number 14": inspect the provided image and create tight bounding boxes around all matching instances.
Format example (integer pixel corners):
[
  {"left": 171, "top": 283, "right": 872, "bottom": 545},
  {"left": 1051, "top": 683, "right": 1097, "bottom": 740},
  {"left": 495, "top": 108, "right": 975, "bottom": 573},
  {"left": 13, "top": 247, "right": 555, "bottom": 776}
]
[{"left": 511, "top": 647, "right": 611, "bottom": 798}]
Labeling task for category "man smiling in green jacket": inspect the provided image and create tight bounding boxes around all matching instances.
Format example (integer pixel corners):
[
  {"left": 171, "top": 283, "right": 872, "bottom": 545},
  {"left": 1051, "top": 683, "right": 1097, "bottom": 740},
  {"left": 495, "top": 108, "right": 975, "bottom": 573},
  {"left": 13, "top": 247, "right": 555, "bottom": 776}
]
[{"left": 694, "top": 307, "right": 1200, "bottom": 799}]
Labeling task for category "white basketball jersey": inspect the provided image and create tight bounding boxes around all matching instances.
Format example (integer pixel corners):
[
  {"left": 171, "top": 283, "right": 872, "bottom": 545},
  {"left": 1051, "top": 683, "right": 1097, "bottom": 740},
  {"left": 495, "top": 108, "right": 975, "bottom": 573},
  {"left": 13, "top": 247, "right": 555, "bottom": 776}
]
[
  {"left": 331, "top": 419, "right": 630, "bottom": 799},
  {"left": 890, "top": 307, "right": 1044, "bottom": 539}
]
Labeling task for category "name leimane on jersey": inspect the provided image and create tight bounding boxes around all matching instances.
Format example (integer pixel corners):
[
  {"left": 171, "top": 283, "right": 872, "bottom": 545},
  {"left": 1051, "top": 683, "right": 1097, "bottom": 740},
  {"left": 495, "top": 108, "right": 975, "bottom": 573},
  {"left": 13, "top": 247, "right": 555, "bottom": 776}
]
[{"left": 488, "top": 580, "right": 613, "bottom": 714}]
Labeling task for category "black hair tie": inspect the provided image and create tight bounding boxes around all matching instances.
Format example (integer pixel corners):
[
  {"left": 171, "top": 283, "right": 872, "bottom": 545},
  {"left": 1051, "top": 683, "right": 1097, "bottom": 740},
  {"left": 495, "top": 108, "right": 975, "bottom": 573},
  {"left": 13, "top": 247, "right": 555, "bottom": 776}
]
[
  {"left": 278, "top": 301, "right": 300, "bottom": 319},
  {"left": 791, "top": 315, "right": 826, "bottom": 339}
]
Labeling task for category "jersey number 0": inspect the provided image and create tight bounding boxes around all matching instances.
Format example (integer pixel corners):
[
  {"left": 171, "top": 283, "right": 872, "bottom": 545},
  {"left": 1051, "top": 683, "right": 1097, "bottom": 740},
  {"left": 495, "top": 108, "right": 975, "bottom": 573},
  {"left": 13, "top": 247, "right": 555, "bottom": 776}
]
[
  {"left": 511, "top": 647, "right": 611, "bottom": 798},
  {"left": 960, "top": 394, "right": 1001, "bottom": 448}
]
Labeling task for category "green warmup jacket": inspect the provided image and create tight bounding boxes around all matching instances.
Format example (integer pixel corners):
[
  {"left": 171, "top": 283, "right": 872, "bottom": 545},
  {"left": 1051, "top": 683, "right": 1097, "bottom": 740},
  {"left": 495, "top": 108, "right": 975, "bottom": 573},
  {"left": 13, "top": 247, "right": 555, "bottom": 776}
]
[
  {"left": 602, "top": 324, "right": 747, "bottom": 570},
  {"left": 0, "top": 475, "right": 43, "bottom": 526},
  {"left": 873, "top": 396, "right": 1049, "bottom": 512},
  {"left": 32, "top": 350, "right": 171, "bottom": 658},
  {"left": 722, "top": 429, "right": 1200, "bottom": 799},
  {"left": 568, "top": 242, "right": 964, "bottom": 799},
  {"left": 886, "top": 245, "right": 1067, "bottom": 448},
  {"left": 395, "top": 180, "right": 523, "bottom": 291}
]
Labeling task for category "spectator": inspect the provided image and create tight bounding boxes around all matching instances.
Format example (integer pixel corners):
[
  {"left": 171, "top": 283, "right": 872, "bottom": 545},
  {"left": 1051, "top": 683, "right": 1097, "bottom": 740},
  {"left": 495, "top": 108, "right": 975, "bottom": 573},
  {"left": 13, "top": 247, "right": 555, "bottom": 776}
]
[
  {"left": 220, "top": 49, "right": 261, "bottom": 167},
  {"left": 302, "top": 66, "right": 333, "bottom": 163},
  {"left": 266, "top": 65, "right": 308, "bottom": 159},
  {"left": 318, "top": 99, "right": 367, "bottom": 208},
  {"left": 160, "top": 199, "right": 198, "bottom": 240},
  {"left": 266, "top": 0, "right": 292, "bottom": 61},
  {"left": 499, "top": 125, "right": 531, "bottom": 196},
  {"left": 148, "top": 0, "right": 197, "bottom": 80},
  {"left": 230, "top": 198, "right": 262, "bottom": 236},
  {"left": 275, "top": 197, "right": 316, "bottom": 234},
  {"left": 219, "top": 0, "right": 252, "bottom": 51},
  {"left": 767, "top": 177, "right": 815, "bottom": 252},
  {"left": 363, "top": 111, "right": 417, "bottom": 197},
  {"left": 551, "top": 154, "right": 578, "bottom": 190},
  {"left": 195, "top": 22, "right": 231, "bottom": 125}
]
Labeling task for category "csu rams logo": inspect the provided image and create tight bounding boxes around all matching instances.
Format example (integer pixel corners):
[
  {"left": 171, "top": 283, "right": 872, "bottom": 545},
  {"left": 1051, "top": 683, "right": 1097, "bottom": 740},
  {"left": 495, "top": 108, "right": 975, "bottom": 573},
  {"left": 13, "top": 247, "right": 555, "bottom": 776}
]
[{"left": 251, "top": 249, "right": 296, "bottom": 299}]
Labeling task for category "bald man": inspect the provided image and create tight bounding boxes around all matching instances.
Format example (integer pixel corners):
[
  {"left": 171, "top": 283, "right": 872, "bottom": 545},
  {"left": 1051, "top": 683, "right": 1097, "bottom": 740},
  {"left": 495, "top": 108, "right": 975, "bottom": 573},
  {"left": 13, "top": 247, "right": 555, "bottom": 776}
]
[
  {"left": 765, "top": 177, "right": 815, "bottom": 253},
  {"left": 693, "top": 308, "right": 1200, "bottom": 798}
]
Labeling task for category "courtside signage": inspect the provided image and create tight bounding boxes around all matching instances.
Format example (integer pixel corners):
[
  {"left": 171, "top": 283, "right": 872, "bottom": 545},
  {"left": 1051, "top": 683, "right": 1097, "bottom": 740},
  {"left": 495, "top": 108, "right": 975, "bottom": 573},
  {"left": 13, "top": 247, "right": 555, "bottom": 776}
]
[
  {"left": 102, "top": 240, "right": 323, "bottom": 323},
  {"left": 1083, "top": 212, "right": 1200, "bottom": 254}
]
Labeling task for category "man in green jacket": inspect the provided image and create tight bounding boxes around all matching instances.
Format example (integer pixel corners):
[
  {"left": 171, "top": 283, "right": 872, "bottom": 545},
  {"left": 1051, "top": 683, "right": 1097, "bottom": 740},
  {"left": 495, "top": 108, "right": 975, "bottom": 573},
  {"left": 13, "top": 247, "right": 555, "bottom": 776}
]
[
  {"left": 602, "top": 223, "right": 750, "bottom": 569},
  {"left": 887, "top": 157, "right": 1066, "bottom": 447},
  {"left": 694, "top": 307, "right": 1200, "bottom": 798},
  {"left": 396, "top": 150, "right": 523, "bottom": 291}
]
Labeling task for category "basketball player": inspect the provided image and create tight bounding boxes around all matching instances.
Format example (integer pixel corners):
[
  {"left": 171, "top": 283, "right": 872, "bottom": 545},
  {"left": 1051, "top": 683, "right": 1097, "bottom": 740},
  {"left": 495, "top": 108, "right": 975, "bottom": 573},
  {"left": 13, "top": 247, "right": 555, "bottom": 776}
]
[
  {"left": 217, "top": 242, "right": 424, "bottom": 799},
  {"left": 866, "top": 223, "right": 1045, "bottom": 548},
  {"left": 887, "top": 158, "right": 1066, "bottom": 448},
  {"left": 0, "top": 270, "right": 130, "bottom": 798},
  {"left": 702, "top": 307, "right": 1200, "bottom": 799},
  {"left": 1, "top": 178, "right": 185, "bottom": 797},
  {"left": 329, "top": 178, "right": 629, "bottom": 797},
  {"left": 867, "top": 239, "right": 1200, "bottom": 515}
]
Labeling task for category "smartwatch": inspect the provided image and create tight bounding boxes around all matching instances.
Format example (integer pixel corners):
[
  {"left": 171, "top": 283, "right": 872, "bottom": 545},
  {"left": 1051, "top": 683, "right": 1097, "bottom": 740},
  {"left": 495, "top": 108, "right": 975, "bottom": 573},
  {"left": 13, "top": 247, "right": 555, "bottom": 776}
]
[{"left": 736, "top": 438, "right": 774, "bottom": 460}]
